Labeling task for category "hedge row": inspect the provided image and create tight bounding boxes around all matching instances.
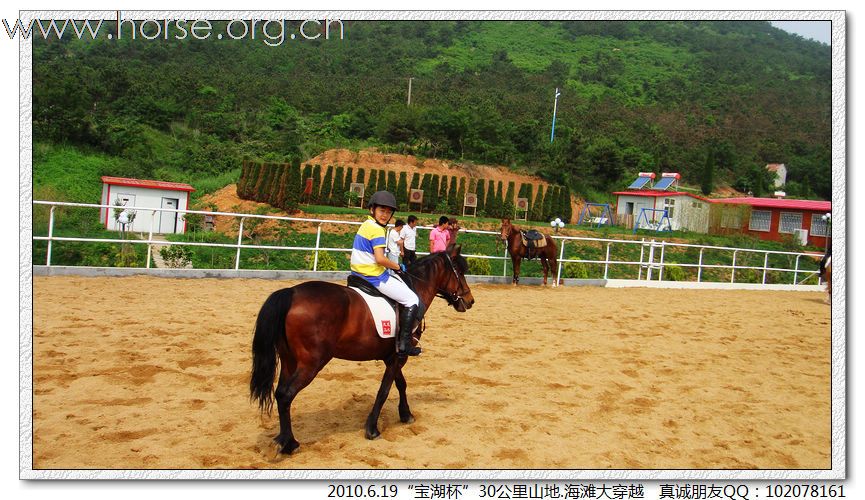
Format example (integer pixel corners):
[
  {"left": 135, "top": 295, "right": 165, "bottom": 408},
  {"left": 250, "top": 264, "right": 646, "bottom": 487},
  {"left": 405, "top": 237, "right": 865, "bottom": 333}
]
[{"left": 237, "top": 160, "right": 573, "bottom": 222}]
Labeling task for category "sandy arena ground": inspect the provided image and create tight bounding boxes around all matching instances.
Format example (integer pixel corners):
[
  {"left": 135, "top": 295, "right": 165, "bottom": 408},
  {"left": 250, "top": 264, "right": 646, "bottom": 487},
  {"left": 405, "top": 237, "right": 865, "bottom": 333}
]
[{"left": 31, "top": 276, "right": 831, "bottom": 470}]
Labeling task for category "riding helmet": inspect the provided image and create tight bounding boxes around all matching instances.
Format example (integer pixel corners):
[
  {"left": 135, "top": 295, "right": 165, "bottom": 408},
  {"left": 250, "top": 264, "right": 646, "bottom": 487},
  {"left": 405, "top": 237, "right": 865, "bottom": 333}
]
[{"left": 368, "top": 191, "right": 398, "bottom": 210}]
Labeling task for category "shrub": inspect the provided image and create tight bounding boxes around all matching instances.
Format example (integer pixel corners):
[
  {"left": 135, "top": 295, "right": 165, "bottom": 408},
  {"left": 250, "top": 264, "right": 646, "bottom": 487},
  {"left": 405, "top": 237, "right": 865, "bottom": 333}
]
[
  {"left": 160, "top": 245, "right": 193, "bottom": 268},
  {"left": 663, "top": 262, "right": 686, "bottom": 281},
  {"left": 307, "top": 250, "right": 340, "bottom": 271},
  {"left": 467, "top": 257, "right": 491, "bottom": 276},
  {"left": 562, "top": 262, "right": 589, "bottom": 279}
]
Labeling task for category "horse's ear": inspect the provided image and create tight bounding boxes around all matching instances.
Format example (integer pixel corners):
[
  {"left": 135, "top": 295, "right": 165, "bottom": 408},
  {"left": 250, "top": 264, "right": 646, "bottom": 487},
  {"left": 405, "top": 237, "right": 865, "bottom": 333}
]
[{"left": 447, "top": 243, "right": 461, "bottom": 257}]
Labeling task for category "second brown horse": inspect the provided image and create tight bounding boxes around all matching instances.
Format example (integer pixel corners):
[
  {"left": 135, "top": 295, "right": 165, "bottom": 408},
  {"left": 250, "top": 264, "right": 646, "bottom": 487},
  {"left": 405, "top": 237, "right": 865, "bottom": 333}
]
[{"left": 500, "top": 218, "right": 559, "bottom": 286}]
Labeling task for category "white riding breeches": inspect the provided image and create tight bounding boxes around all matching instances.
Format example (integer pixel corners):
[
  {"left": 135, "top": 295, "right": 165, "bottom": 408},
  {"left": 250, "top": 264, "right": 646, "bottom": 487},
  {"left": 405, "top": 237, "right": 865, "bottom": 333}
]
[{"left": 376, "top": 274, "right": 419, "bottom": 308}]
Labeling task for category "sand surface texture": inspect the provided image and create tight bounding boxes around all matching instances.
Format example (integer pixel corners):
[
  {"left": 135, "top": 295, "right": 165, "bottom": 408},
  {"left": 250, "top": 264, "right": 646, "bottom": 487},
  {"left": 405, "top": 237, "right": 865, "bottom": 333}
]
[{"left": 32, "top": 276, "right": 831, "bottom": 470}]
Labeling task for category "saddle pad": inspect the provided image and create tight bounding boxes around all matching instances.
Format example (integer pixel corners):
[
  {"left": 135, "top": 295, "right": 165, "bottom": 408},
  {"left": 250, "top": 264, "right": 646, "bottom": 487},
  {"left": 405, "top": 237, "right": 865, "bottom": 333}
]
[
  {"left": 521, "top": 233, "right": 547, "bottom": 248},
  {"left": 349, "top": 287, "right": 397, "bottom": 338}
]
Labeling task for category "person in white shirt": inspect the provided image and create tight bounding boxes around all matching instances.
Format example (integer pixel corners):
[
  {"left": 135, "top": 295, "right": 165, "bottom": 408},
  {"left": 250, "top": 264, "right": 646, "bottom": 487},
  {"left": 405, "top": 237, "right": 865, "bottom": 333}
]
[
  {"left": 399, "top": 215, "right": 418, "bottom": 265},
  {"left": 386, "top": 219, "right": 405, "bottom": 265}
]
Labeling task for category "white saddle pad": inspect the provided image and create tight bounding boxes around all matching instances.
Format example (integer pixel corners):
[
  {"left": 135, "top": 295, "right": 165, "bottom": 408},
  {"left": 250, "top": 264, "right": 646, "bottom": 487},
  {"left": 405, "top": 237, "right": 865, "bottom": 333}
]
[{"left": 349, "top": 287, "right": 397, "bottom": 338}]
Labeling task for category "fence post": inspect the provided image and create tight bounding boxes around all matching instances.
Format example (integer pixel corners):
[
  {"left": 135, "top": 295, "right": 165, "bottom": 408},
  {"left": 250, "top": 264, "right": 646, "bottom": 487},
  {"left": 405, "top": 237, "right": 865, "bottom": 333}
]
[
  {"left": 235, "top": 217, "right": 245, "bottom": 270},
  {"left": 793, "top": 255, "right": 802, "bottom": 285},
  {"left": 503, "top": 244, "right": 509, "bottom": 278},
  {"left": 646, "top": 239, "right": 656, "bottom": 281},
  {"left": 638, "top": 238, "right": 646, "bottom": 280},
  {"left": 697, "top": 248, "right": 704, "bottom": 282},
  {"left": 313, "top": 223, "right": 322, "bottom": 271},
  {"left": 146, "top": 210, "right": 156, "bottom": 269},
  {"left": 762, "top": 252, "right": 769, "bottom": 284},
  {"left": 46, "top": 206, "right": 56, "bottom": 266},
  {"left": 657, "top": 241, "right": 666, "bottom": 281},
  {"left": 556, "top": 239, "right": 565, "bottom": 284},
  {"left": 604, "top": 243, "right": 611, "bottom": 279},
  {"left": 731, "top": 249, "right": 738, "bottom": 283}
]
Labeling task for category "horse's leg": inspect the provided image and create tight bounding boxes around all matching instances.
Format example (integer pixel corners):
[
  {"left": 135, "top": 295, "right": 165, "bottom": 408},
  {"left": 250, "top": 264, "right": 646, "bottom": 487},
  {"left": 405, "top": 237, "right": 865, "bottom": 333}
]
[
  {"left": 393, "top": 359, "right": 414, "bottom": 424},
  {"left": 513, "top": 257, "right": 521, "bottom": 285},
  {"left": 541, "top": 257, "right": 548, "bottom": 286},
  {"left": 365, "top": 360, "right": 397, "bottom": 440},
  {"left": 273, "top": 354, "right": 318, "bottom": 455}
]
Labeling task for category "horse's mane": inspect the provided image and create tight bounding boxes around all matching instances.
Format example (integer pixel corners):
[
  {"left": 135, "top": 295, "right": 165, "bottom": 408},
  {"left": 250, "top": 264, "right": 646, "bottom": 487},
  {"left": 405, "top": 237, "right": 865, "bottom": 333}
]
[{"left": 409, "top": 249, "right": 468, "bottom": 277}]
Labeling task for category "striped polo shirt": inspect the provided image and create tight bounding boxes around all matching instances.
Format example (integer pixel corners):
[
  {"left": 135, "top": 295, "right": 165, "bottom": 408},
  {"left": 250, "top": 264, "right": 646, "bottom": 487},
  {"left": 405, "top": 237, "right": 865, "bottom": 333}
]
[{"left": 350, "top": 217, "right": 390, "bottom": 285}]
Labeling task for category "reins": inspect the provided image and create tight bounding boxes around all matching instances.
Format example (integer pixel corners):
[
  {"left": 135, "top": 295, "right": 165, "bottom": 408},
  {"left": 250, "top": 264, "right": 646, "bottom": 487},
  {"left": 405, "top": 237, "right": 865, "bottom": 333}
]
[{"left": 401, "top": 253, "right": 468, "bottom": 308}]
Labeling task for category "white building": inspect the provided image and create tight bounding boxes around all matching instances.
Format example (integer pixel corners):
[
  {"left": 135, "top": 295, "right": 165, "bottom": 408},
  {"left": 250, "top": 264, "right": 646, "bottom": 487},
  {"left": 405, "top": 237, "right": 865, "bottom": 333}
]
[
  {"left": 613, "top": 190, "right": 712, "bottom": 233},
  {"left": 766, "top": 163, "right": 787, "bottom": 188},
  {"left": 99, "top": 176, "right": 195, "bottom": 234}
]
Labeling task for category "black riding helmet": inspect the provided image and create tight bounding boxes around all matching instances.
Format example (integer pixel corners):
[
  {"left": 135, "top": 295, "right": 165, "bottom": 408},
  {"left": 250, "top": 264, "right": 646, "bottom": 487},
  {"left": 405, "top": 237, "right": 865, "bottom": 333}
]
[{"left": 368, "top": 191, "right": 398, "bottom": 211}]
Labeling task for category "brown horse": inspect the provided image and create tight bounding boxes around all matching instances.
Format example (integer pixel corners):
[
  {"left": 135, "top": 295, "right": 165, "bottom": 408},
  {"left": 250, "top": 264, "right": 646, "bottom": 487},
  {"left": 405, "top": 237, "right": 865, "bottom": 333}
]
[
  {"left": 250, "top": 244, "right": 474, "bottom": 455},
  {"left": 499, "top": 218, "right": 559, "bottom": 286}
]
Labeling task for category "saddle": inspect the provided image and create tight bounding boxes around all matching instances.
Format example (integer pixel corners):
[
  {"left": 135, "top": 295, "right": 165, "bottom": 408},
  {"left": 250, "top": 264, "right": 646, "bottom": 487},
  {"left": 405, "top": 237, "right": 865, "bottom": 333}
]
[
  {"left": 520, "top": 230, "right": 548, "bottom": 258},
  {"left": 347, "top": 274, "right": 424, "bottom": 339}
]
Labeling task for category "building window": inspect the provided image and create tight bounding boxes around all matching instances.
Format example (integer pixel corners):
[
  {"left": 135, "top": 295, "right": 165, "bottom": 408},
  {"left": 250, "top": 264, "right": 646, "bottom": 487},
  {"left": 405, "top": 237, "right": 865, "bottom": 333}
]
[
  {"left": 663, "top": 198, "right": 675, "bottom": 219},
  {"left": 810, "top": 214, "right": 829, "bottom": 237},
  {"left": 749, "top": 210, "right": 771, "bottom": 232},
  {"left": 778, "top": 212, "right": 803, "bottom": 234},
  {"left": 720, "top": 207, "right": 742, "bottom": 229}
]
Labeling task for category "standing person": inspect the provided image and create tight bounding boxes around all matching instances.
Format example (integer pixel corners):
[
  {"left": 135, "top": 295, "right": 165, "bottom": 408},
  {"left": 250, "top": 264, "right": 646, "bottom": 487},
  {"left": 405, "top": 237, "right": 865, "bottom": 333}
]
[
  {"left": 351, "top": 191, "right": 422, "bottom": 357},
  {"left": 429, "top": 215, "right": 451, "bottom": 253},
  {"left": 386, "top": 219, "right": 405, "bottom": 265},
  {"left": 399, "top": 215, "right": 419, "bottom": 266},
  {"left": 447, "top": 217, "right": 460, "bottom": 244}
]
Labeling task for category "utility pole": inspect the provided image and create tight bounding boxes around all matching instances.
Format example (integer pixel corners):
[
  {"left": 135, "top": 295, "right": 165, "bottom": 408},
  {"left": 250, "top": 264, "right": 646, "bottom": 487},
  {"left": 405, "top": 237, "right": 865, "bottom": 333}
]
[
  {"left": 550, "top": 87, "right": 561, "bottom": 143},
  {"left": 407, "top": 77, "right": 413, "bottom": 106}
]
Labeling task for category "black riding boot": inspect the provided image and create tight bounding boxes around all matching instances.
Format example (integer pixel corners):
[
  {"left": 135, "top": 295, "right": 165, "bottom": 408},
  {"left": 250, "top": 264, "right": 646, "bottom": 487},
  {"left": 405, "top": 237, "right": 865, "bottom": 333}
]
[{"left": 397, "top": 305, "right": 422, "bottom": 357}]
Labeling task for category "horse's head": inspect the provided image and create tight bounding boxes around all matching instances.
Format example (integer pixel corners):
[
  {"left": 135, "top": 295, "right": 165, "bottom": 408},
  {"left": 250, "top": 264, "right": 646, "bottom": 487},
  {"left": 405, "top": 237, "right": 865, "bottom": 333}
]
[
  {"left": 499, "top": 218, "right": 513, "bottom": 242},
  {"left": 438, "top": 243, "right": 474, "bottom": 312}
]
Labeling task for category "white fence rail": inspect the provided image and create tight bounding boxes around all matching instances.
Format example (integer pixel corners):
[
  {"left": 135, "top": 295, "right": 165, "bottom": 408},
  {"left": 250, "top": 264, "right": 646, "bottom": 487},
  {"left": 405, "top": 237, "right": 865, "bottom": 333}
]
[{"left": 33, "top": 200, "right": 824, "bottom": 286}]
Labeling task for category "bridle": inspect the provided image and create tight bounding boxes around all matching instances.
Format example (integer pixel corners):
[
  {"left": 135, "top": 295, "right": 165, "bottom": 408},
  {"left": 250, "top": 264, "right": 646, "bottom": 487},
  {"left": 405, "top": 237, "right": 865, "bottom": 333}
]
[
  {"left": 402, "top": 253, "right": 470, "bottom": 309},
  {"left": 435, "top": 252, "right": 471, "bottom": 308}
]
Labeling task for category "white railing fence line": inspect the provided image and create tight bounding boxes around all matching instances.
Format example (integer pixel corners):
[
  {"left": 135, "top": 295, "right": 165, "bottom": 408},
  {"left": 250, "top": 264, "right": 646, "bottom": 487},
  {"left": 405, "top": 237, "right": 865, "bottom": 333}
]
[{"left": 33, "top": 200, "right": 824, "bottom": 286}]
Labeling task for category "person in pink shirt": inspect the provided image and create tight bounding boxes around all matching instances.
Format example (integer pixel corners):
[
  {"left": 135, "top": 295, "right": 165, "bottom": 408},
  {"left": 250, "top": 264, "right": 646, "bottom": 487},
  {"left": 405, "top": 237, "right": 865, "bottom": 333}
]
[{"left": 429, "top": 215, "right": 451, "bottom": 253}]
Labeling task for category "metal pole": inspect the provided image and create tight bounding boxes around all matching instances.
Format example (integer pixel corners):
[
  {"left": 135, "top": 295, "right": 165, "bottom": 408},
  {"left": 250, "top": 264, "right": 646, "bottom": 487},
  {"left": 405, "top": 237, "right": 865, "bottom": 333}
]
[
  {"left": 313, "top": 224, "right": 322, "bottom": 271},
  {"left": 556, "top": 239, "right": 565, "bottom": 285},
  {"left": 646, "top": 239, "right": 656, "bottom": 281},
  {"left": 697, "top": 248, "right": 704, "bottom": 282},
  {"left": 407, "top": 77, "right": 413, "bottom": 106},
  {"left": 638, "top": 238, "right": 645, "bottom": 280},
  {"left": 793, "top": 255, "right": 802, "bottom": 285},
  {"left": 503, "top": 245, "right": 509, "bottom": 277},
  {"left": 550, "top": 87, "right": 561, "bottom": 143},
  {"left": 730, "top": 250, "right": 738, "bottom": 283},
  {"left": 658, "top": 241, "right": 666, "bottom": 281},
  {"left": 604, "top": 243, "right": 611, "bottom": 279},
  {"left": 46, "top": 206, "right": 56, "bottom": 266},
  {"left": 145, "top": 210, "right": 156, "bottom": 269},
  {"left": 762, "top": 252, "right": 769, "bottom": 284},
  {"left": 235, "top": 217, "right": 245, "bottom": 270}
]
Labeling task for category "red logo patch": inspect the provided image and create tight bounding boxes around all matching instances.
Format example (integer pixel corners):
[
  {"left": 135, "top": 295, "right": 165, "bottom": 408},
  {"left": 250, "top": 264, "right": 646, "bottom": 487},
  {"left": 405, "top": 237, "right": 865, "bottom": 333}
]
[{"left": 382, "top": 320, "right": 392, "bottom": 336}]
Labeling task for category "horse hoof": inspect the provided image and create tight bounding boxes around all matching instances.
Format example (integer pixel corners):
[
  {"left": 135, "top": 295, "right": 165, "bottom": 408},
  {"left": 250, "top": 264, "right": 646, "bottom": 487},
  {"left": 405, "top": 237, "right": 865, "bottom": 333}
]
[
  {"left": 401, "top": 415, "right": 415, "bottom": 424},
  {"left": 365, "top": 429, "right": 381, "bottom": 440},
  {"left": 273, "top": 436, "right": 300, "bottom": 455}
]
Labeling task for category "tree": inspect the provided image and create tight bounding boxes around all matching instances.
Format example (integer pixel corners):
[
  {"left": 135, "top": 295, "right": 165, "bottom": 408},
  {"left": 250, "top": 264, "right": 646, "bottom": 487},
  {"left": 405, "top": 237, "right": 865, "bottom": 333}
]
[
  {"left": 530, "top": 184, "right": 544, "bottom": 221},
  {"left": 476, "top": 178, "right": 486, "bottom": 213},
  {"left": 312, "top": 165, "right": 322, "bottom": 203},
  {"left": 396, "top": 171, "right": 408, "bottom": 207},
  {"left": 386, "top": 171, "right": 397, "bottom": 195},
  {"left": 320, "top": 165, "right": 334, "bottom": 205},
  {"left": 332, "top": 166, "right": 345, "bottom": 205},
  {"left": 448, "top": 176, "right": 459, "bottom": 213}
]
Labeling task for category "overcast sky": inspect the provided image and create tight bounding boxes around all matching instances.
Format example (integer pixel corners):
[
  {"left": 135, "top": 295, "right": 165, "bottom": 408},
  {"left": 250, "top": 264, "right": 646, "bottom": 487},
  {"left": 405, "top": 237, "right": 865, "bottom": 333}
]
[{"left": 770, "top": 21, "right": 832, "bottom": 45}]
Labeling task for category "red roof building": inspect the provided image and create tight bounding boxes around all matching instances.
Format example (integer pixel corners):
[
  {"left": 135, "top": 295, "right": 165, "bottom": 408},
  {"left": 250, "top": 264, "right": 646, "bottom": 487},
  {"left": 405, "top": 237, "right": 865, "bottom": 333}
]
[{"left": 711, "top": 197, "right": 831, "bottom": 247}]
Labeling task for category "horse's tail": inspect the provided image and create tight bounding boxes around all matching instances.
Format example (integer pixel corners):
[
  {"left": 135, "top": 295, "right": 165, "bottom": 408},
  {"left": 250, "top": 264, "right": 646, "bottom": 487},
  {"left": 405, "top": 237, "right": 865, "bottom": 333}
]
[{"left": 250, "top": 288, "right": 294, "bottom": 415}]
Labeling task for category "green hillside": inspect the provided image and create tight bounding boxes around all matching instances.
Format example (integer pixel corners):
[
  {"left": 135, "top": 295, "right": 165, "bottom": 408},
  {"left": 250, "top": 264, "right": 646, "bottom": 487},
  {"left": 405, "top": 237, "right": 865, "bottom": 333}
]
[{"left": 33, "top": 19, "right": 831, "bottom": 202}]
